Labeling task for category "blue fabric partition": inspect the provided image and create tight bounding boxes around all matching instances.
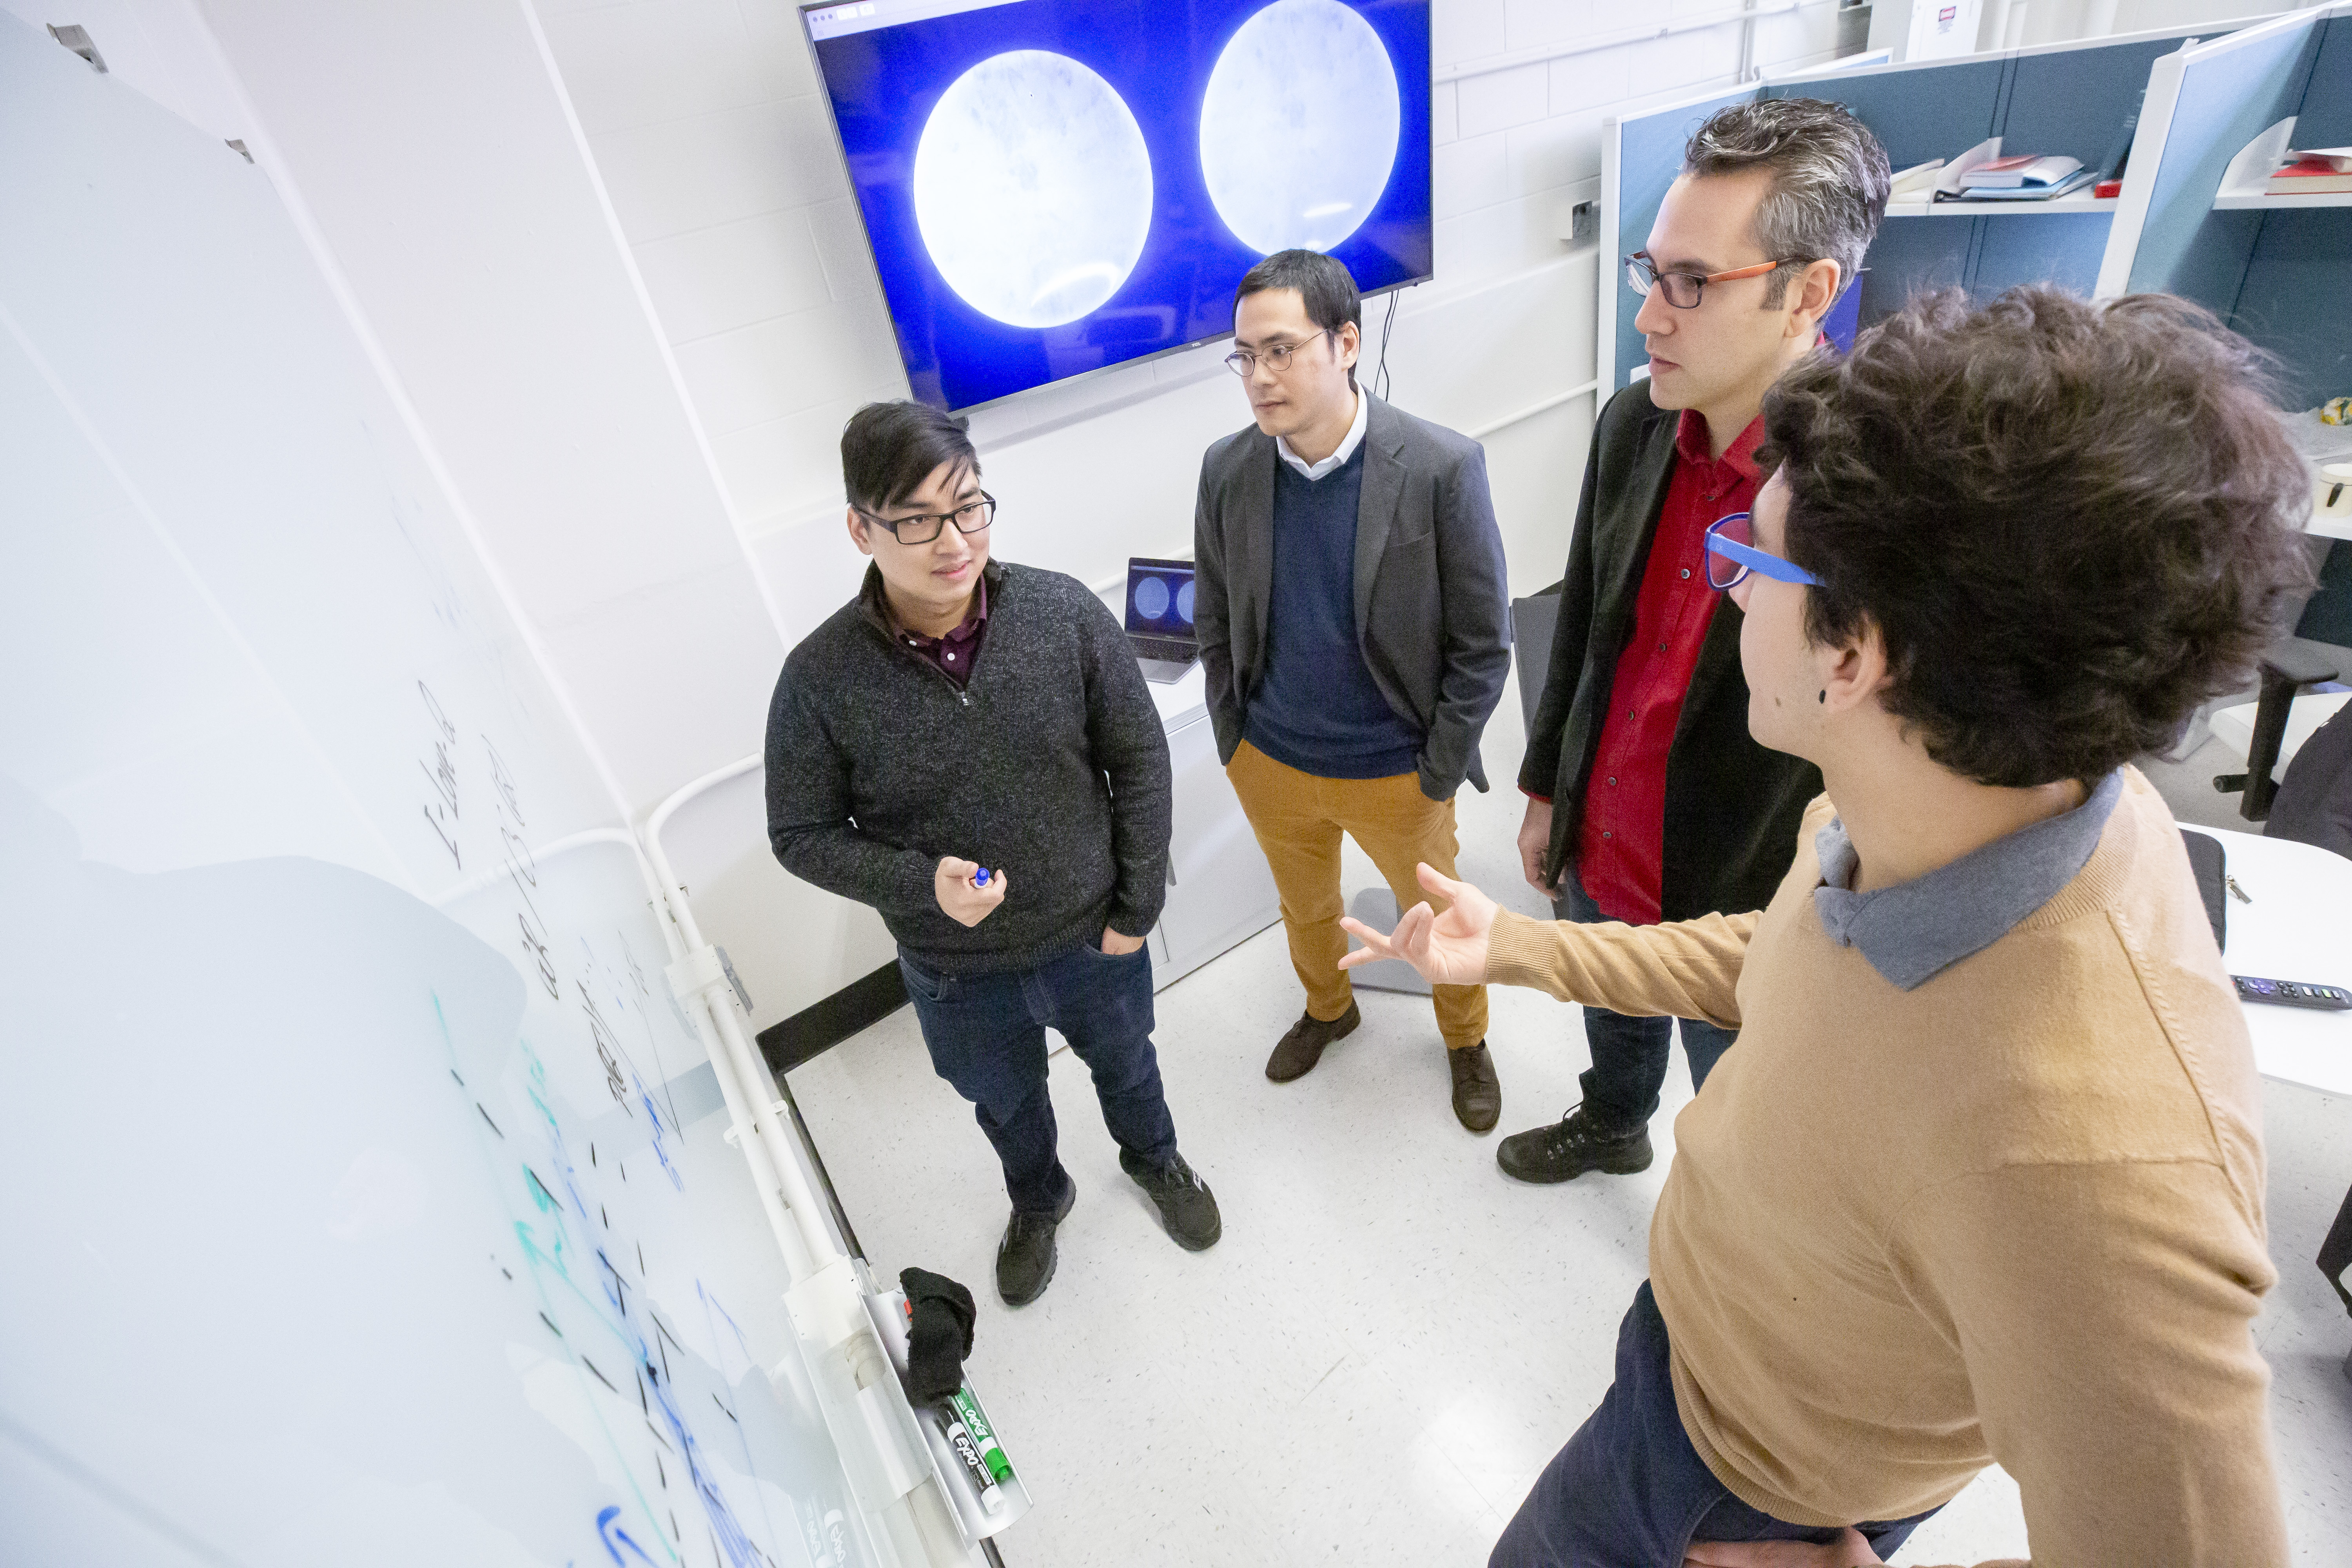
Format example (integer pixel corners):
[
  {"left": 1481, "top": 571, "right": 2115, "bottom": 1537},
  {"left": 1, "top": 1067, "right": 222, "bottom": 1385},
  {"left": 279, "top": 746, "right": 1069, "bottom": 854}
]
[
  {"left": 1764, "top": 58, "right": 2007, "bottom": 171},
  {"left": 1609, "top": 86, "right": 1757, "bottom": 390},
  {"left": 2291, "top": 16, "right": 2352, "bottom": 147},
  {"left": 1855, "top": 215, "right": 1973, "bottom": 321},
  {"left": 1973, "top": 210, "right": 2114, "bottom": 298}
]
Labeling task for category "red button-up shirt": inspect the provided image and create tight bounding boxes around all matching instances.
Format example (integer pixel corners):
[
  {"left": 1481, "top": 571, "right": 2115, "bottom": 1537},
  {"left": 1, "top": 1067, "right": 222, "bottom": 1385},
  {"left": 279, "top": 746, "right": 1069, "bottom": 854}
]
[{"left": 1573, "top": 409, "right": 1762, "bottom": 924}]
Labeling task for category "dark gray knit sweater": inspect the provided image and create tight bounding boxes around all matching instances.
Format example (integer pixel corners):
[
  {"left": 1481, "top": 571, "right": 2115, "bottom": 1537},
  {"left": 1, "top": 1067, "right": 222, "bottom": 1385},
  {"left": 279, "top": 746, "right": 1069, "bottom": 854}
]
[{"left": 765, "top": 559, "right": 1172, "bottom": 974}]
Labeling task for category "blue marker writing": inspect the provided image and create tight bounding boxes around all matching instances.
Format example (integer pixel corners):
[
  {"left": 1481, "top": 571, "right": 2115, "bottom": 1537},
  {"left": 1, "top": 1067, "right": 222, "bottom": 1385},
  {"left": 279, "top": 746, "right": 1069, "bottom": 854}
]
[{"left": 973, "top": 867, "right": 992, "bottom": 887}]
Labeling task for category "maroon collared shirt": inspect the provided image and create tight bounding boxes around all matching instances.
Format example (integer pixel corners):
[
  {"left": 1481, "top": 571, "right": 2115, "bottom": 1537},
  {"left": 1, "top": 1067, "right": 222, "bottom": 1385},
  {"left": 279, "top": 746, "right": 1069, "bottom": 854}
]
[
  {"left": 1575, "top": 408, "right": 1762, "bottom": 924},
  {"left": 891, "top": 575, "right": 989, "bottom": 689}
]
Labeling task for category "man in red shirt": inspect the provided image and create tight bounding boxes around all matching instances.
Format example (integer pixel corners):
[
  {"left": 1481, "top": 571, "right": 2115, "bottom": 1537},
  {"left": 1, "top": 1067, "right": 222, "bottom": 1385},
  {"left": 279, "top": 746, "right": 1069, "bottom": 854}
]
[{"left": 1508, "top": 99, "right": 1889, "bottom": 1182}]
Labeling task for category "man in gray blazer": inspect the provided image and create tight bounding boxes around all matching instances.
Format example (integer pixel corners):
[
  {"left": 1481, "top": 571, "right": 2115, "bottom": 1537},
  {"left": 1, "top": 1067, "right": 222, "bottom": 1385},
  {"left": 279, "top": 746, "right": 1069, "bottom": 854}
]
[{"left": 1193, "top": 249, "right": 1513, "bottom": 1132}]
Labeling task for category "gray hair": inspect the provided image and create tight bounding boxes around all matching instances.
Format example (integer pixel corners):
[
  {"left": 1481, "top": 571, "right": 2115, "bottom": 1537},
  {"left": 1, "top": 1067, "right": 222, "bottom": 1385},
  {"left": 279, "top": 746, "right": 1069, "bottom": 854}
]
[{"left": 1683, "top": 98, "right": 1891, "bottom": 309}]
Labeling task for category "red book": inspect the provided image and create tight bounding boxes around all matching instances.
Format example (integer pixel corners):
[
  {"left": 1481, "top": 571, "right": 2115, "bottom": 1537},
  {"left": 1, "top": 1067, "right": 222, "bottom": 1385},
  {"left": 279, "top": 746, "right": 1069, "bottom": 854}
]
[{"left": 2267, "top": 157, "right": 2352, "bottom": 194}]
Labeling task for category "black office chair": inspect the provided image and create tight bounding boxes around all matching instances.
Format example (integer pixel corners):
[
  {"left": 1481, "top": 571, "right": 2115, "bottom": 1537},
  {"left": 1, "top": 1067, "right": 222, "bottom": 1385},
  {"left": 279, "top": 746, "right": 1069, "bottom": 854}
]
[{"left": 2212, "top": 638, "right": 2346, "bottom": 820}]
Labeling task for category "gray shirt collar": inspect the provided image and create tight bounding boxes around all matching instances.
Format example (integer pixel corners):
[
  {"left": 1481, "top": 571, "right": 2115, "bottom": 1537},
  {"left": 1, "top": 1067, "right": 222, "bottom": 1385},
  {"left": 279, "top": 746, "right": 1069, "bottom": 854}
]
[{"left": 1812, "top": 771, "right": 2123, "bottom": 990}]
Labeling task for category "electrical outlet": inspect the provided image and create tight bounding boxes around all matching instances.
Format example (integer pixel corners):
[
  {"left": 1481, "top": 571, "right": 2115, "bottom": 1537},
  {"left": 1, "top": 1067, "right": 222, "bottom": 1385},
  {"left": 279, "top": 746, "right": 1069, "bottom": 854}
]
[{"left": 1567, "top": 200, "right": 1598, "bottom": 246}]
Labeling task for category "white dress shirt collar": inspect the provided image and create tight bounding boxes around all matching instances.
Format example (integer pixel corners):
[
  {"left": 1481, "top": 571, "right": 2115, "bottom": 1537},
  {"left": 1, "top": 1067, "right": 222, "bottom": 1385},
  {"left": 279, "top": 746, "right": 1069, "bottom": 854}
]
[{"left": 1276, "top": 387, "right": 1369, "bottom": 481}]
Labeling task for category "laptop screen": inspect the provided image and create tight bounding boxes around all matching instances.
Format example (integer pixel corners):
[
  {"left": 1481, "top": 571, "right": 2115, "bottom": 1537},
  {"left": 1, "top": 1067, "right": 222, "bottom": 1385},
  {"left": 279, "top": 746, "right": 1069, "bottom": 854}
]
[{"left": 1125, "top": 558, "right": 1197, "bottom": 639}]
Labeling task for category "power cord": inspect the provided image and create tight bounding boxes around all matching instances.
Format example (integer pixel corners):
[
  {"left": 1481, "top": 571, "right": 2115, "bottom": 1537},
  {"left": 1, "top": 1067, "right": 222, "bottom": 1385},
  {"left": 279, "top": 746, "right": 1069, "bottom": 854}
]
[{"left": 1374, "top": 287, "right": 1399, "bottom": 402}]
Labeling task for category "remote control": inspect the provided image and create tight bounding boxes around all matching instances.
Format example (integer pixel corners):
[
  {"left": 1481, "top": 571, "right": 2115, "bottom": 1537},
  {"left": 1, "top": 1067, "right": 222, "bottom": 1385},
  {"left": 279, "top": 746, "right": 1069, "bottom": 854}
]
[{"left": 2232, "top": 976, "right": 2352, "bottom": 1010}]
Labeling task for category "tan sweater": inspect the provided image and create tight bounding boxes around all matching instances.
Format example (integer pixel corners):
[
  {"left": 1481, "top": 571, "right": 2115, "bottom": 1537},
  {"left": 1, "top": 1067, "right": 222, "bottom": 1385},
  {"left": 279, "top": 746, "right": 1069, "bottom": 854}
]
[{"left": 1487, "top": 771, "right": 2286, "bottom": 1566}]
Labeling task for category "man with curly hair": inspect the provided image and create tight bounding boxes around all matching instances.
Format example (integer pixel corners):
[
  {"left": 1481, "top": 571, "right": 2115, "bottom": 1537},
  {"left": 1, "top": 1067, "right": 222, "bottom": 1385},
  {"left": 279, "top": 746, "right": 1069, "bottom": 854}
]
[{"left": 1347, "top": 287, "right": 2310, "bottom": 1565}]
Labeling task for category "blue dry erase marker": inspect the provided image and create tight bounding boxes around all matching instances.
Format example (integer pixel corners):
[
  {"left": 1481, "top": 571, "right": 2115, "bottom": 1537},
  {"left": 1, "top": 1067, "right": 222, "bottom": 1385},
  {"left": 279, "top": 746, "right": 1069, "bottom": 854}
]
[{"left": 973, "top": 867, "right": 991, "bottom": 887}]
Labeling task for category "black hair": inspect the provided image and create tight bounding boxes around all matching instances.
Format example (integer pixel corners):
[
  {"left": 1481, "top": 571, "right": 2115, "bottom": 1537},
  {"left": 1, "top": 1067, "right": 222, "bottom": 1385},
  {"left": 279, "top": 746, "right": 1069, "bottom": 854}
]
[
  {"left": 839, "top": 400, "right": 979, "bottom": 514},
  {"left": 1234, "top": 249, "right": 1361, "bottom": 390},
  {"left": 1762, "top": 286, "right": 2314, "bottom": 788}
]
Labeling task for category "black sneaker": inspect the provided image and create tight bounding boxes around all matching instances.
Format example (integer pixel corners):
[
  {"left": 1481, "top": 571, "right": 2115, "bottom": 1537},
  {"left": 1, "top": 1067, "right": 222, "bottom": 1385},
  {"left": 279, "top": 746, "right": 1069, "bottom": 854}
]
[
  {"left": 995, "top": 1181, "right": 1076, "bottom": 1306},
  {"left": 1496, "top": 1104, "right": 1653, "bottom": 1184},
  {"left": 1119, "top": 1149, "right": 1222, "bottom": 1251}
]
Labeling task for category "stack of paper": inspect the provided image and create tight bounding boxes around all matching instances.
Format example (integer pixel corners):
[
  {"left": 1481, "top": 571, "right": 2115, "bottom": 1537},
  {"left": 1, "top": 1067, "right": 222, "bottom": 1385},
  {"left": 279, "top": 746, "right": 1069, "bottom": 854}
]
[{"left": 1961, "top": 154, "right": 2083, "bottom": 190}]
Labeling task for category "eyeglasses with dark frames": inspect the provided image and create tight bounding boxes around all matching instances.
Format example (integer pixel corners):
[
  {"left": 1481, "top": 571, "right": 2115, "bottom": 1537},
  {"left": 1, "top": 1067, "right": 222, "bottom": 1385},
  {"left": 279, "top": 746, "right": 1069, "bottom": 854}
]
[
  {"left": 1224, "top": 329, "right": 1329, "bottom": 377},
  {"left": 1704, "top": 512, "right": 1821, "bottom": 591},
  {"left": 1625, "top": 251, "right": 1810, "bottom": 310},
  {"left": 855, "top": 492, "right": 996, "bottom": 546}
]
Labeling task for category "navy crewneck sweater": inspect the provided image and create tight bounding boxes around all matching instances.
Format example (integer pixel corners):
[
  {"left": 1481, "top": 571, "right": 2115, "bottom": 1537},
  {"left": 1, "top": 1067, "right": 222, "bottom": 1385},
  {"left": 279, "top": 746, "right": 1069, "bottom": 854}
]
[{"left": 1242, "top": 445, "right": 1424, "bottom": 779}]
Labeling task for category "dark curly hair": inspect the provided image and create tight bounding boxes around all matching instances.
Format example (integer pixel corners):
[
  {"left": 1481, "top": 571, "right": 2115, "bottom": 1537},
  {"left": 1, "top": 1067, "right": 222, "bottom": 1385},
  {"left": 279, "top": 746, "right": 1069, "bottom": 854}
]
[{"left": 1761, "top": 287, "right": 2315, "bottom": 788}]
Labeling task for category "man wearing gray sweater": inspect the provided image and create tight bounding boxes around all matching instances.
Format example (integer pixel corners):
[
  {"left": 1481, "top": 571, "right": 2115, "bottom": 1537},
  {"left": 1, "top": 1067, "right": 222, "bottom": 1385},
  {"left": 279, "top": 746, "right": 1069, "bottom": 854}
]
[{"left": 766, "top": 401, "right": 1220, "bottom": 1307}]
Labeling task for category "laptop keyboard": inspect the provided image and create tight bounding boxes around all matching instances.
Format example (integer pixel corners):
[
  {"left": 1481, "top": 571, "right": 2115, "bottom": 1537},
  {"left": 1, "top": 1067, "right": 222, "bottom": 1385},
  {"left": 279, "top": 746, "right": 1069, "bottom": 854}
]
[{"left": 1131, "top": 635, "right": 1196, "bottom": 662}]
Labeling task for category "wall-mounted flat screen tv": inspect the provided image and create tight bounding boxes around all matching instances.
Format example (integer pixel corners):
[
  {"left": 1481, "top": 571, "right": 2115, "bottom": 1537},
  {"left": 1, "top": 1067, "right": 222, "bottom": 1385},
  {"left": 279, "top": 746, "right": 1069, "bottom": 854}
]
[{"left": 803, "top": 0, "right": 1434, "bottom": 412}]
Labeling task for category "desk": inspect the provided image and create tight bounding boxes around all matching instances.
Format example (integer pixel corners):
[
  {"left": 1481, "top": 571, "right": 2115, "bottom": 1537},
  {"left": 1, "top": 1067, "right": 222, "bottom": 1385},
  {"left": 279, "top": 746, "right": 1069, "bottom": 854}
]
[{"left": 2181, "top": 825, "right": 2352, "bottom": 1096}]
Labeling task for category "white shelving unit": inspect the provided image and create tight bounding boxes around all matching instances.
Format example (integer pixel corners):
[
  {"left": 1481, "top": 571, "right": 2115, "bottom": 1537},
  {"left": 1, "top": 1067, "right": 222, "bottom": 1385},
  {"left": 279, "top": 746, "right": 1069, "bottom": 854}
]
[{"left": 2205, "top": 113, "right": 2352, "bottom": 209}]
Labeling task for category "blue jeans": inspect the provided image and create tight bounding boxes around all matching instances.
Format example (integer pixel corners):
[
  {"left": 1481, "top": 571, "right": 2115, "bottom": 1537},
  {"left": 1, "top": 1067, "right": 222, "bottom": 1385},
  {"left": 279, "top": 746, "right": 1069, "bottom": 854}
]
[
  {"left": 1490, "top": 1282, "right": 1940, "bottom": 1567},
  {"left": 1552, "top": 873, "right": 1737, "bottom": 1131},
  {"left": 897, "top": 941, "right": 1180, "bottom": 1215}
]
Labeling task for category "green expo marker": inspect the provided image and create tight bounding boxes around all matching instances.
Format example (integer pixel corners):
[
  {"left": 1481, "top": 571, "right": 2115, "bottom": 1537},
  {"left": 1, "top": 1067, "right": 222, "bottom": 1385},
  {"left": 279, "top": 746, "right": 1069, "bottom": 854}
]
[{"left": 944, "top": 1385, "right": 1013, "bottom": 1510}]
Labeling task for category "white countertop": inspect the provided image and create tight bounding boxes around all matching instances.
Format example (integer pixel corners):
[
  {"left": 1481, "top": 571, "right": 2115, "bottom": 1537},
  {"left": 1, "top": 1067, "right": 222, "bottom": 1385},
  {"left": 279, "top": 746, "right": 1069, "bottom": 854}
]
[{"left": 2181, "top": 824, "right": 2352, "bottom": 1096}]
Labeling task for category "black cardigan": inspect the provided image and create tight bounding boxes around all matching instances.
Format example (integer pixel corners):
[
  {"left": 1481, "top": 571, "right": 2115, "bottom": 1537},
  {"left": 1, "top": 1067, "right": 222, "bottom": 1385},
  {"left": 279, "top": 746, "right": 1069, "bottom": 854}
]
[{"left": 1517, "top": 382, "right": 1822, "bottom": 921}]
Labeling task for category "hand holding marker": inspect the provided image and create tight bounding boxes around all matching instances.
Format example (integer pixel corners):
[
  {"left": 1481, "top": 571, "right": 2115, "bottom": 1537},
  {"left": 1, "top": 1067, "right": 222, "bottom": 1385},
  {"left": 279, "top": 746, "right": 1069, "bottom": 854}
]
[{"left": 933, "top": 856, "right": 1005, "bottom": 926}]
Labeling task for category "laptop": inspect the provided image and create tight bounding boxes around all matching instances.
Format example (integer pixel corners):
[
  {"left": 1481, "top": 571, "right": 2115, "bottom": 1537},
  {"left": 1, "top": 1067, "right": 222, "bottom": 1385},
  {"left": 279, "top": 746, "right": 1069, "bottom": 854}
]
[{"left": 1124, "top": 557, "right": 1199, "bottom": 682}]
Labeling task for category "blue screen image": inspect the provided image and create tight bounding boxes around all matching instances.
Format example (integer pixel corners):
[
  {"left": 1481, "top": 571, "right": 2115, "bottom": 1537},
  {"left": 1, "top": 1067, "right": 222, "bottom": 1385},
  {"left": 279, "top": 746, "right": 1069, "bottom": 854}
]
[
  {"left": 806, "top": 0, "right": 1434, "bottom": 411},
  {"left": 1126, "top": 563, "right": 1196, "bottom": 632}
]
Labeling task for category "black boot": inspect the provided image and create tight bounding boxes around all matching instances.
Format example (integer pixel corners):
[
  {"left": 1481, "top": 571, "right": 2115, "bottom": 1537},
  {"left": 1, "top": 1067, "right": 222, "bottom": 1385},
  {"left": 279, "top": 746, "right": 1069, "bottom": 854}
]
[
  {"left": 995, "top": 1180, "right": 1076, "bottom": 1306},
  {"left": 1119, "top": 1150, "right": 1222, "bottom": 1250},
  {"left": 1496, "top": 1104, "right": 1653, "bottom": 1184}
]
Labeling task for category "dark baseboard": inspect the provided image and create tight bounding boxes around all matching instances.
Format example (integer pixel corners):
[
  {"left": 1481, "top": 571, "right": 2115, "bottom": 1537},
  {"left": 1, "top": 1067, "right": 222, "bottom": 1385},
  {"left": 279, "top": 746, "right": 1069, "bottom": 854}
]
[{"left": 757, "top": 960, "right": 907, "bottom": 1074}]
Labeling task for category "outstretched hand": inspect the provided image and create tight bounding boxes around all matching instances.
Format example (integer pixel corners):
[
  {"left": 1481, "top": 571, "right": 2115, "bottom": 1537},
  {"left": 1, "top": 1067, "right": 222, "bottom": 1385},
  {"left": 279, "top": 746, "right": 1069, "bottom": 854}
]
[{"left": 1337, "top": 862, "right": 1499, "bottom": 988}]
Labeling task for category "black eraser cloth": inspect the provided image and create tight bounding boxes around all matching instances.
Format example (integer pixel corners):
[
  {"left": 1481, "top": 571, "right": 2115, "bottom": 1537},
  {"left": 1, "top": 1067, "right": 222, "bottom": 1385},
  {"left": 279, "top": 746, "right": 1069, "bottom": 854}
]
[{"left": 899, "top": 1266, "right": 976, "bottom": 1403}]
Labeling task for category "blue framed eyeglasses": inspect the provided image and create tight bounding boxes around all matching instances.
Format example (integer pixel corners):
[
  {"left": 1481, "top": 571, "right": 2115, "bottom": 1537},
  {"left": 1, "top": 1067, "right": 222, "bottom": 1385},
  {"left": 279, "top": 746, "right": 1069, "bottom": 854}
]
[{"left": 1704, "top": 512, "right": 1820, "bottom": 591}]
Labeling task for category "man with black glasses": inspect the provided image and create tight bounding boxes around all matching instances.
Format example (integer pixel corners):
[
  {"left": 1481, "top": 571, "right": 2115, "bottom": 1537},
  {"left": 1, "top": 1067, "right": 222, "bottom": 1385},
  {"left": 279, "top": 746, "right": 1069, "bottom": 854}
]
[
  {"left": 1192, "top": 249, "right": 1513, "bottom": 1132},
  {"left": 766, "top": 400, "right": 1220, "bottom": 1308},
  {"left": 1507, "top": 99, "right": 1889, "bottom": 1183}
]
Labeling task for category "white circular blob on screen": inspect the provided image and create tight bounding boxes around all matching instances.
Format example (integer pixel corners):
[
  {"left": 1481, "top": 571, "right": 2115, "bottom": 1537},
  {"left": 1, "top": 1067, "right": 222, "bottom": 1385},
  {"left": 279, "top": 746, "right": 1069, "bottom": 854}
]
[
  {"left": 912, "top": 51, "right": 1154, "bottom": 329},
  {"left": 1175, "top": 580, "right": 1196, "bottom": 625},
  {"left": 1199, "top": 0, "right": 1401, "bottom": 255},
  {"left": 1134, "top": 576, "right": 1171, "bottom": 621}
]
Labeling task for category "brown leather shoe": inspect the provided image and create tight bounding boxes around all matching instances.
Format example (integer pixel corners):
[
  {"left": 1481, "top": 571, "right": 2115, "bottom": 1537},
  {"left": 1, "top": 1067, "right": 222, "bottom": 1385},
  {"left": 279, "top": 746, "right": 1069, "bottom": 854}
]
[
  {"left": 1448, "top": 1041, "right": 1501, "bottom": 1133},
  {"left": 1265, "top": 1002, "right": 1360, "bottom": 1082}
]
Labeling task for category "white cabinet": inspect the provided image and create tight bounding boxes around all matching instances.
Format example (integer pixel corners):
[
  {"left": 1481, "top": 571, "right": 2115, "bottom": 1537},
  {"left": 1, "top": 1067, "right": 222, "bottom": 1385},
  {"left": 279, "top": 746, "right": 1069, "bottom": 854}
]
[{"left": 1143, "top": 665, "right": 1281, "bottom": 989}]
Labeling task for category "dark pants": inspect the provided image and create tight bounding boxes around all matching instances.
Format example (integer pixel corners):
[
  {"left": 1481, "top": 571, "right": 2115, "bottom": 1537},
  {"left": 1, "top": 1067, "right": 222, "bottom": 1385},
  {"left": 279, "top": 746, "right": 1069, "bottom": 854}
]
[
  {"left": 1490, "top": 1282, "right": 1940, "bottom": 1568},
  {"left": 898, "top": 940, "right": 1180, "bottom": 1215},
  {"left": 1553, "top": 873, "right": 1738, "bottom": 1130}
]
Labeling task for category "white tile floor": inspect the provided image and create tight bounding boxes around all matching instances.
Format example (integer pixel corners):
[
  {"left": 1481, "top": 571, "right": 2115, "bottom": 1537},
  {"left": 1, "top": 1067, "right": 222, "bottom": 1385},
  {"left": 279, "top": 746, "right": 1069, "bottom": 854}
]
[{"left": 785, "top": 676, "right": 2352, "bottom": 1565}]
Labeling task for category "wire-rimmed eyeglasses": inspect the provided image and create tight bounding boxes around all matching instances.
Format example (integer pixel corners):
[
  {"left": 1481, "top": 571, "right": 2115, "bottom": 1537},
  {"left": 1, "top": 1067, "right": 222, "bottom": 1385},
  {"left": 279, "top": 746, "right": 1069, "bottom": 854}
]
[
  {"left": 1224, "top": 329, "right": 1329, "bottom": 377},
  {"left": 1704, "top": 512, "right": 1821, "bottom": 591},
  {"left": 1626, "top": 251, "right": 1808, "bottom": 310},
  {"left": 855, "top": 492, "right": 996, "bottom": 546}
]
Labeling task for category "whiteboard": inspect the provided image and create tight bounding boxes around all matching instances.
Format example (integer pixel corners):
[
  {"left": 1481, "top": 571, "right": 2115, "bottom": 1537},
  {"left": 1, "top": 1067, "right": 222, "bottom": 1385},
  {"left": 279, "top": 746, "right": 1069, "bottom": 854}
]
[{"left": 0, "top": 15, "right": 876, "bottom": 1566}]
